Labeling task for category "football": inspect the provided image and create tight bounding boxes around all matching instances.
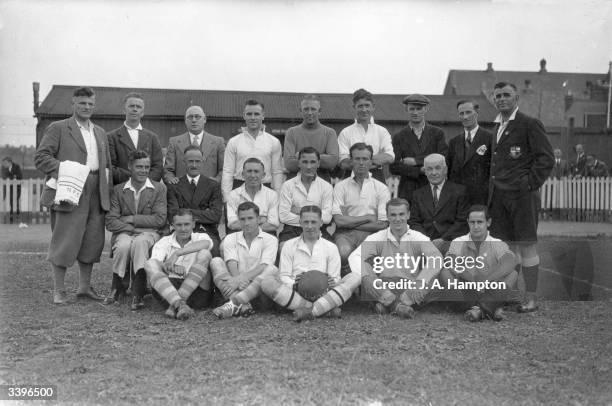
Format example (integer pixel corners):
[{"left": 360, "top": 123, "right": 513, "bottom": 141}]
[{"left": 296, "top": 270, "right": 329, "bottom": 301}]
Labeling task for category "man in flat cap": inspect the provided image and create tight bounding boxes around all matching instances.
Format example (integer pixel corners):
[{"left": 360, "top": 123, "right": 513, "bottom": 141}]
[{"left": 390, "top": 94, "right": 448, "bottom": 202}]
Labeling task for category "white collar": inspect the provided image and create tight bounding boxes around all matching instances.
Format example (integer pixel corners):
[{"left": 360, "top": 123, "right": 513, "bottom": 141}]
[
  {"left": 430, "top": 180, "right": 445, "bottom": 191},
  {"left": 354, "top": 117, "right": 375, "bottom": 125},
  {"left": 465, "top": 125, "right": 479, "bottom": 138},
  {"left": 187, "top": 174, "right": 201, "bottom": 184},
  {"left": 494, "top": 107, "right": 519, "bottom": 123},
  {"left": 123, "top": 178, "right": 154, "bottom": 192},
  {"left": 124, "top": 122, "right": 143, "bottom": 131},
  {"left": 238, "top": 229, "right": 264, "bottom": 246},
  {"left": 75, "top": 119, "right": 94, "bottom": 131},
  {"left": 385, "top": 227, "right": 412, "bottom": 242}
]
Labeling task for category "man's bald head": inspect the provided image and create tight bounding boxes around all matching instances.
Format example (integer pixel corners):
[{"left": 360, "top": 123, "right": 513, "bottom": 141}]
[{"left": 185, "top": 105, "right": 206, "bottom": 134}]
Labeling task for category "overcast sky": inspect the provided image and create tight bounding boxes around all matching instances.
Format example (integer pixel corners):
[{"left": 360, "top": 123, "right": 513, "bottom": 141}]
[{"left": 0, "top": 0, "right": 611, "bottom": 145}]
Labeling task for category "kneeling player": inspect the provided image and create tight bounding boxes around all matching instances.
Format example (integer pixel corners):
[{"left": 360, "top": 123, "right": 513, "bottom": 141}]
[
  {"left": 261, "top": 205, "right": 361, "bottom": 321},
  {"left": 144, "top": 209, "right": 213, "bottom": 320},
  {"left": 210, "top": 202, "right": 279, "bottom": 319},
  {"left": 439, "top": 205, "right": 518, "bottom": 321},
  {"left": 349, "top": 198, "right": 443, "bottom": 318}
]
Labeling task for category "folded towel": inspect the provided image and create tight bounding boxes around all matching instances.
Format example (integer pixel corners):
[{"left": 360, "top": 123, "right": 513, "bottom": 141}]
[{"left": 54, "top": 160, "right": 90, "bottom": 206}]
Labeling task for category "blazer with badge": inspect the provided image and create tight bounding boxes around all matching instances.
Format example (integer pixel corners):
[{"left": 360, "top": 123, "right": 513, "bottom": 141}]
[
  {"left": 390, "top": 124, "right": 448, "bottom": 202},
  {"left": 164, "top": 131, "right": 225, "bottom": 183},
  {"left": 107, "top": 125, "right": 164, "bottom": 184},
  {"left": 166, "top": 175, "right": 223, "bottom": 242},
  {"left": 447, "top": 127, "right": 492, "bottom": 206},
  {"left": 408, "top": 181, "right": 469, "bottom": 241},
  {"left": 35, "top": 117, "right": 112, "bottom": 211},
  {"left": 489, "top": 110, "right": 554, "bottom": 199}
]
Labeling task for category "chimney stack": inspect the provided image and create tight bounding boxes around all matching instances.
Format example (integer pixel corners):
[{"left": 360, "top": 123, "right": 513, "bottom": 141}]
[
  {"left": 33, "top": 82, "right": 40, "bottom": 114},
  {"left": 539, "top": 58, "right": 547, "bottom": 73},
  {"left": 486, "top": 62, "right": 494, "bottom": 72}
]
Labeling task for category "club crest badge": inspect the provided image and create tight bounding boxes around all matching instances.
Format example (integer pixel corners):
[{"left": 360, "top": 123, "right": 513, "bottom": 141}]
[
  {"left": 509, "top": 145, "right": 522, "bottom": 158},
  {"left": 476, "top": 145, "right": 487, "bottom": 155}
]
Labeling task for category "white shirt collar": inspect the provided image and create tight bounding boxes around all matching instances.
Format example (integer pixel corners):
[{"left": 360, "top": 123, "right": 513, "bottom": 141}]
[
  {"left": 123, "top": 178, "right": 155, "bottom": 192},
  {"left": 124, "top": 122, "right": 143, "bottom": 131},
  {"left": 494, "top": 107, "right": 519, "bottom": 123},
  {"left": 430, "top": 180, "right": 445, "bottom": 191},
  {"left": 238, "top": 228, "right": 264, "bottom": 246},
  {"left": 354, "top": 117, "right": 375, "bottom": 125},
  {"left": 465, "top": 125, "right": 479, "bottom": 139},
  {"left": 186, "top": 174, "right": 200, "bottom": 185},
  {"left": 75, "top": 119, "right": 94, "bottom": 131},
  {"left": 385, "top": 227, "right": 412, "bottom": 242}
]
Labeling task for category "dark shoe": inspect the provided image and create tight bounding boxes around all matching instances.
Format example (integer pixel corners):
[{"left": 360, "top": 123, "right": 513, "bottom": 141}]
[
  {"left": 176, "top": 301, "right": 194, "bottom": 321},
  {"left": 517, "top": 298, "right": 539, "bottom": 313},
  {"left": 53, "top": 290, "right": 69, "bottom": 305},
  {"left": 130, "top": 296, "right": 145, "bottom": 311},
  {"left": 373, "top": 302, "right": 390, "bottom": 315},
  {"left": 393, "top": 302, "right": 415, "bottom": 319},
  {"left": 103, "top": 288, "right": 121, "bottom": 305},
  {"left": 464, "top": 306, "right": 483, "bottom": 322},
  {"left": 76, "top": 287, "right": 104, "bottom": 301}
]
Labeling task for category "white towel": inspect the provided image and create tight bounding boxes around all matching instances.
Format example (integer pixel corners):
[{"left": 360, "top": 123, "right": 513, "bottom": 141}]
[{"left": 54, "top": 160, "right": 90, "bottom": 206}]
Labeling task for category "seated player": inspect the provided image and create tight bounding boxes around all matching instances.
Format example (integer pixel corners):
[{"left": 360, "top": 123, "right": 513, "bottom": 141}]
[
  {"left": 144, "top": 208, "right": 213, "bottom": 320},
  {"left": 104, "top": 150, "right": 166, "bottom": 310},
  {"left": 408, "top": 153, "right": 469, "bottom": 254},
  {"left": 332, "top": 142, "right": 390, "bottom": 274},
  {"left": 261, "top": 205, "right": 361, "bottom": 321},
  {"left": 278, "top": 147, "right": 333, "bottom": 242},
  {"left": 349, "top": 198, "right": 443, "bottom": 318},
  {"left": 210, "top": 202, "right": 279, "bottom": 319},
  {"left": 167, "top": 145, "right": 223, "bottom": 256},
  {"left": 226, "top": 158, "right": 279, "bottom": 234},
  {"left": 439, "top": 205, "right": 518, "bottom": 322}
]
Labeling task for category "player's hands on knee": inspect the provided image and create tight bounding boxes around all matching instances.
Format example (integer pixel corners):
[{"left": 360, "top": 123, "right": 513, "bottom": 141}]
[{"left": 327, "top": 276, "right": 336, "bottom": 289}]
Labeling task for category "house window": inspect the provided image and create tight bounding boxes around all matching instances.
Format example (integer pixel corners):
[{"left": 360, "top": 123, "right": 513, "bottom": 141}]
[{"left": 584, "top": 114, "right": 606, "bottom": 128}]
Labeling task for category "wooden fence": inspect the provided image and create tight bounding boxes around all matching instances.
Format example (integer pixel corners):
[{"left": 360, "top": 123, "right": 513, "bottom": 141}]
[{"left": 1, "top": 177, "right": 611, "bottom": 224}]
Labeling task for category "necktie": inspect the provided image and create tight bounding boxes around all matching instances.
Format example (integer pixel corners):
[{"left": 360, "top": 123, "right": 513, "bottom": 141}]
[
  {"left": 465, "top": 133, "right": 472, "bottom": 151},
  {"left": 192, "top": 136, "right": 199, "bottom": 147},
  {"left": 191, "top": 179, "right": 196, "bottom": 192},
  {"left": 432, "top": 185, "right": 439, "bottom": 208}
]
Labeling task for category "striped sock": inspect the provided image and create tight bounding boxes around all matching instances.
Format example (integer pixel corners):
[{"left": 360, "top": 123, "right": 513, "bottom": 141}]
[
  {"left": 233, "top": 266, "right": 277, "bottom": 305},
  {"left": 312, "top": 272, "right": 360, "bottom": 317},
  {"left": 178, "top": 264, "right": 208, "bottom": 299},
  {"left": 261, "top": 276, "right": 311, "bottom": 310},
  {"left": 150, "top": 271, "right": 181, "bottom": 308}
]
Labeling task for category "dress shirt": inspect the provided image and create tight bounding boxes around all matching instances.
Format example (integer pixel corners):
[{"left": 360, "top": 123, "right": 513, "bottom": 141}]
[
  {"left": 494, "top": 107, "right": 518, "bottom": 142},
  {"left": 278, "top": 174, "right": 333, "bottom": 226},
  {"left": 337, "top": 118, "right": 394, "bottom": 162},
  {"left": 76, "top": 120, "right": 99, "bottom": 170},
  {"left": 150, "top": 232, "right": 213, "bottom": 278},
  {"left": 123, "top": 178, "right": 155, "bottom": 210},
  {"left": 124, "top": 122, "right": 142, "bottom": 148},
  {"left": 429, "top": 180, "right": 445, "bottom": 202},
  {"left": 332, "top": 175, "right": 390, "bottom": 221},
  {"left": 279, "top": 236, "right": 341, "bottom": 285},
  {"left": 465, "top": 125, "right": 479, "bottom": 143},
  {"left": 186, "top": 174, "right": 201, "bottom": 186},
  {"left": 222, "top": 229, "right": 279, "bottom": 274},
  {"left": 410, "top": 123, "right": 425, "bottom": 139},
  {"left": 226, "top": 184, "right": 279, "bottom": 227},
  {"left": 446, "top": 232, "right": 515, "bottom": 275},
  {"left": 190, "top": 131, "right": 204, "bottom": 146}
]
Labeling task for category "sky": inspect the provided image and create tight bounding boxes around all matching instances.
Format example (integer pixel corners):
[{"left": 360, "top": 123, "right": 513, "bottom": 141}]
[{"left": 0, "top": 0, "right": 611, "bottom": 146}]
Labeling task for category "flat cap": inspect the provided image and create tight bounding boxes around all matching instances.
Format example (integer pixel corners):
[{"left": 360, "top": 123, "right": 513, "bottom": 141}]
[{"left": 402, "top": 94, "right": 431, "bottom": 105}]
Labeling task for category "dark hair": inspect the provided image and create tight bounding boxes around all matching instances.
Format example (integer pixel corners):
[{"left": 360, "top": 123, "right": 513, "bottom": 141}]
[
  {"left": 386, "top": 198, "right": 410, "bottom": 213},
  {"left": 456, "top": 99, "right": 479, "bottom": 110},
  {"left": 237, "top": 201, "right": 260, "bottom": 217},
  {"left": 123, "top": 92, "right": 144, "bottom": 104},
  {"left": 173, "top": 208, "right": 193, "bottom": 222},
  {"left": 243, "top": 157, "right": 265, "bottom": 170},
  {"left": 298, "top": 146, "right": 320, "bottom": 160},
  {"left": 2, "top": 156, "right": 12, "bottom": 163},
  {"left": 352, "top": 88, "right": 373, "bottom": 105},
  {"left": 128, "top": 149, "right": 150, "bottom": 164},
  {"left": 245, "top": 99, "right": 264, "bottom": 110},
  {"left": 73, "top": 87, "right": 95, "bottom": 97},
  {"left": 467, "top": 204, "right": 490, "bottom": 220},
  {"left": 349, "top": 142, "right": 374, "bottom": 159},
  {"left": 493, "top": 82, "right": 517, "bottom": 91},
  {"left": 183, "top": 145, "right": 203, "bottom": 155},
  {"left": 300, "top": 205, "right": 322, "bottom": 217}
]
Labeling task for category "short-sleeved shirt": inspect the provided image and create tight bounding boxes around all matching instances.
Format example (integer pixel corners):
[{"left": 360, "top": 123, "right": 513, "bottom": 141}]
[
  {"left": 279, "top": 236, "right": 341, "bottom": 285},
  {"left": 150, "top": 232, "right": 213, "bottom": 278},
  {"left": 332, "top": 175, "right": 390, "bottom": 221},
  {"left": 226, "top": 184, "right": 279, "bottom": 227},
  {"left": 222, "top": 229, "right": 278, "bottom": 274},
  {"left": 446, "top": 232, "right": 515, "bottom": 276},
  {"left": 279, "top": 174, "right": 333, "bottom": 226},
  {"left": 338, "top": 119, "right": 395, "bottom": 162}
]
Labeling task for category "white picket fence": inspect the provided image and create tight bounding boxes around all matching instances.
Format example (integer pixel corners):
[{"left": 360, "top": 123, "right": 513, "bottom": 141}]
[{"left": 0, "top": 178, "right": 50, "bottom": 224}]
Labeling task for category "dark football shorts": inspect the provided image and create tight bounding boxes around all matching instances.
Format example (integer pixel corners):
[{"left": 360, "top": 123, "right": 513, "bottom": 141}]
[{"left": 489, "top": 188, "right": 540, "bottom": 244}]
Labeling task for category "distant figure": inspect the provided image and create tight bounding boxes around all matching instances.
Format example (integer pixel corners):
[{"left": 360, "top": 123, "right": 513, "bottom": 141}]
[
  {"left": 570, "top": 143, "right": 587, "bottom": 178},
  {"left": 1, "top": 156, "right": 23, "bottom": 222},
  {"left": 585, "top": 154, "right": 609, "bottom": 178},
  {"left": 550, "top": 148, "right": 570, "bottom": 179}
]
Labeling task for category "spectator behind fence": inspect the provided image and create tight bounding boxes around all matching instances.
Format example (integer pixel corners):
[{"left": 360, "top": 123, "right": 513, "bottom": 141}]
[
  {"left": 585, "top": 154, "right": 609, "bottom": 178},
  {"left": 1, "top": 156, "right": 22, "bottom": 223},
  {"left": 550, "top": 148, "right": 570, "bottom": 179},
  {"left": 571, "top": 143, "right": 587, "bottom": 178}
]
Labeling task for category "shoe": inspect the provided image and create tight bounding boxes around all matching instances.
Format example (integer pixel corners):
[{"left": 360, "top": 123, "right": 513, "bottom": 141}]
[
  {"left": 53, "top": 290, "right": 69, "bottom": 305},
  {"left": 490, "top": 307, "right": 505, "bottom": 322},
  {"left": 239, "top": 302, "right": 254, "bottom": 317},
  {"left": 464, "top": 306, "right": 483, "bottom": 322},
  {"left": 165, "top": 306, "right": 176, "bottom": 319},
  {"left": 130, "top": 296, "right": 145, "bottom": 311},
  {"left": 213, "top": 300, "right": 241, "bottom": 319},
  {"left": 374, "top": 302, "right": 390, "bottom": 315},
  {"left": 517, "top": 298, "right": 539, "bottom": 313},
  {"left": 76, "top": 287, "right": 103, "bottom": 301},
  {"left": 325, "top": 307, "right": 342, "bottom": 319},
  {"left": 176, "top": 301, "right": 194, "bottom": 321},
  {"left": 293, "top": 307, "right": 314, "bottom": 322},
  {"left": 103, "top": 288, "right": 121, "bottom": 305},
  {"left": 393, "top": 303, "right": 415, "bottom": 319}
]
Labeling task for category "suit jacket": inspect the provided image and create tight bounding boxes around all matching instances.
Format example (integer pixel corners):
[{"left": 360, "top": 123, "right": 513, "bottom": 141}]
[
  {"left": 447, "top": 127, "right": 492, "bottom": 205},
  {"left": 409, "top": 181, "right": 469, "bottom": 241},
  {"left": 390, "top": 124, "right": 448, "bottom": 202},
  {"left": 105, "top": 180, "right": 167, "bottom": 246},
  {"left": 167, "top": 175, "right": 223, "bottom": 240},
  {"left": 35, "top": 117, "right": 112, "bottom": 211},
  {"left": 164, "top": 131, "right": 225, "bottom": 183},
  {"left": 490, "top": 110, "right": 554, "bottom": 199},
  {"left": 550, "top": 159, "right": 570, "bottom": 179},
  {"left": 586, "top": 160, "right": 609, "bottom": 178},
  {"left": 107, "top": 125, "right": 164, "bottom": 184},
  {"left": 1, "top": 163, "right": 22, "bottom": 180},
  {"left": 571, "top": 154, "right": 587, "bottom": 177}
]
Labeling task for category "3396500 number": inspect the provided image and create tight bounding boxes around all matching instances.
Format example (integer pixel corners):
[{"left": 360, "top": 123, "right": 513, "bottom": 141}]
[{"left": 0, "top": 385, "right": 57, "bottom": 400}]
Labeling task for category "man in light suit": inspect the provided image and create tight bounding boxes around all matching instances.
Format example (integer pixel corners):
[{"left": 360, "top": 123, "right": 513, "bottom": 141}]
[
  {"left": 35, "top": 86, "right": 112, "bottom": 305},
  {"left": 164, "top": 105, "right": 225, "bottom": 184},
  {"left": 447, "top": 100, "right": 492, "bottom": 205},
  {"left": 550, "top": 148, "right": 570, "bottom": 179},
  {"left": 107, "top": 92, "right": 164, "bottom": 184}
]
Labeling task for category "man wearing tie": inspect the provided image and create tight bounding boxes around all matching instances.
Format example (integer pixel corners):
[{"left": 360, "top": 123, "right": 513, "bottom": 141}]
[
  {"left": 107, "top": 92, "right": 164, "bottom": 184},
  {"left": 164, "top": 105, "right": 225, "bottom": 184},
  {"left": 489, "top": 81, "right": 554, "bottom": 313},
  {"left": 447, "top": 100, "right": 492, "bottom": 205},
  {"left": 550, "top": 148, "right": 570, "bottom": 179},
  {"left": 570, "top": 144, "right": 587, "bottom": 178}
]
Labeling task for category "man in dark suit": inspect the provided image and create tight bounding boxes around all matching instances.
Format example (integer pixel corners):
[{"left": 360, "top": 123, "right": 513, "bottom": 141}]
[
  {"left": 1, "top": 156, "right": 23, "bottom": 222},
  {"left": 409, "top": 153, "right": 469, "bottom": 254},
  {"left": 390, "top": 94, "right": 448, "bottom": 202},
  {"left": 570, "top": 144, "right": 587, "bottom": 178},
  {"left": 164, "top": 106, "right": 225, "bottom": 184},
  {"left": 167, "top": 146, "right": 223, "bottom": 256},
  {"left": 585, "top": 154, "right": 609, "bottom": 177},
  {"left": 35, "top": 87, "right": 112, "bottom": 305},
  {"left": 489, "top": 81, "right": 554, "bottom": 313},
  {"left": 107, "top": 92, "right": 164, "bottom": 184},
  {"left": 447, "top": 100, "right": 492, "bottom": 205},
  {"left": 550, "top": 148, "right": 570, "bottom": 179}
]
